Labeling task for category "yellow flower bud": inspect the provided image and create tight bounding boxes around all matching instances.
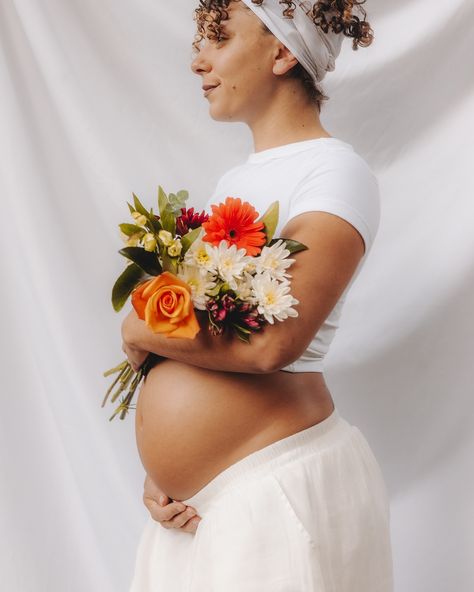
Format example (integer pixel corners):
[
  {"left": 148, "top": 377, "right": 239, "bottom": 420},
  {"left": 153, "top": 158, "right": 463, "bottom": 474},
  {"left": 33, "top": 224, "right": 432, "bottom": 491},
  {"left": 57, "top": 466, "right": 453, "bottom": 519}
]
[
  {"left": 167, "top": 239, "right": 182, "bottom": 257},
  {"left": 120, "top": 230, "right": 130, "bottom": 243},
  {"left": 126, "top": 232, "right": 142, "bottom": 247},
  {"left": 132, "top": 211, "right": 148, "bottom": 227},
  {"left": 244, "top": 261, "right": 256, "bottom": 274},
  {"left": 158, "top": 230, "right": 174, "bottom": 246},
  {"left": 143, "top": 233, "right": 157, "bottom": 252}
]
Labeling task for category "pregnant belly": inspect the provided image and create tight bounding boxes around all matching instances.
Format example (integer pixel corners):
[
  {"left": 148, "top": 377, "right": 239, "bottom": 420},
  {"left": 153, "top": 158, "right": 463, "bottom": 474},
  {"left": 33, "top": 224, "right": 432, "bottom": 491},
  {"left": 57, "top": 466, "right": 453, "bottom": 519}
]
[{"left": 135, "top": 358, "right": 333, "bottom": 501}]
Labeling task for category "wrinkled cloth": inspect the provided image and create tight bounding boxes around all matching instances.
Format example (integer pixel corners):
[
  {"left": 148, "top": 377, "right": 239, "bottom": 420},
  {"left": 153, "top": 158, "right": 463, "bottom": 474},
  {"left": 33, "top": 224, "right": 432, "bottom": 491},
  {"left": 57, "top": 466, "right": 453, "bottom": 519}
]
[
  {"left": 241, "top": 0, "right": 344, "bottom": 83},
  {"left": 129, "top": 407, "right": 394, "bottom": 591}
]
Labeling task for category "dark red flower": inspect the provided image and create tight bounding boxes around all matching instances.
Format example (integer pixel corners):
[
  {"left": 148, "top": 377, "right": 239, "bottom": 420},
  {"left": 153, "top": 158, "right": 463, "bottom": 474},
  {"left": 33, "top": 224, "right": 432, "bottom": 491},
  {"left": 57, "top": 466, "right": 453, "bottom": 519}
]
[
  {"left": 205, "top": 293, "right": 266, "bottom": 336},
  {"left": 176, "top": 207, "right": 209, "bottom": 236}
]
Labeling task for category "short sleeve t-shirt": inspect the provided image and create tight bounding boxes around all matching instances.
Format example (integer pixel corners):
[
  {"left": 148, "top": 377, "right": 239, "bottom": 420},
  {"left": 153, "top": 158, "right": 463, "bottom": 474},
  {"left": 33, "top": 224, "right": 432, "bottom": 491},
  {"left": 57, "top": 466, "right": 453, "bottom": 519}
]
[{"left": 203, "top": 137, "right": 381, "bottom": 372}]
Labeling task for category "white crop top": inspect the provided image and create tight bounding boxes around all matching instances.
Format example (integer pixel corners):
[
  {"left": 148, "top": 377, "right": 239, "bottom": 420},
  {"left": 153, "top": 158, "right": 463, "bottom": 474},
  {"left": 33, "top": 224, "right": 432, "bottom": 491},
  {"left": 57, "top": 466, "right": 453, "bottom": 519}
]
[{"left": 203, "top": 137, "right": 381, "bottom": 373}]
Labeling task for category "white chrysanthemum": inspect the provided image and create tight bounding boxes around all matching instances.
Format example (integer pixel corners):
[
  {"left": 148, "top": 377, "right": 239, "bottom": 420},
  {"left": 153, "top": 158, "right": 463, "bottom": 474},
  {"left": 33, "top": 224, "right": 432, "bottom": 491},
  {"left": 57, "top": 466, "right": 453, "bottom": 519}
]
[
  {"left": 251, "top": 271, "right": 299, "bottom": 324},
  {"left": 243, "top": 259, "right": 257, "bottom": 275},
  {"left": 207, "top": 239, "right": 253, "bottom": 290},
  {"left": 233, "top": 270, "right": 257, "bottom": 303},
  {"left": 183, "top": 238, "right": 217, "bottom": 274},
  {"left": 176, "top": 263, "right": 216, "bottom": 310},
  {"left": 254, "top": 239, "right": 296, "bottom": 280}
]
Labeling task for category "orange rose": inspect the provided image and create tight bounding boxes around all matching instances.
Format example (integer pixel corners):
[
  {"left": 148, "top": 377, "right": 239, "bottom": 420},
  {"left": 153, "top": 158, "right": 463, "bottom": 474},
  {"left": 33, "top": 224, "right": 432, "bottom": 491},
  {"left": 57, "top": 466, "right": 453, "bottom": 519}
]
[{"left": 131, "top": 271, "right": 200, "bottom": 339}]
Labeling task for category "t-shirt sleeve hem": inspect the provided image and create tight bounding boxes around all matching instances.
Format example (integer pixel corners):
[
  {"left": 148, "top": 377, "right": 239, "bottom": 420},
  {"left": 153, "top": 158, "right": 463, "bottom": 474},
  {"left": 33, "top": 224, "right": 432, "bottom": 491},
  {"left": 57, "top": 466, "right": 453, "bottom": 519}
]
[{"left": 287, "top": 198, "right": 373, "bottom": 254}]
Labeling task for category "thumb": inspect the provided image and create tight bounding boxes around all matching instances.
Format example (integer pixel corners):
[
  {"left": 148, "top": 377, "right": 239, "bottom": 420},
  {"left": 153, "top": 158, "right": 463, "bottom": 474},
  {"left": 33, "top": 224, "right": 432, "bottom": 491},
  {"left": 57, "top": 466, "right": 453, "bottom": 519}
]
[{"left": 159, "top": 495, "right": 169, "bottom": 506}]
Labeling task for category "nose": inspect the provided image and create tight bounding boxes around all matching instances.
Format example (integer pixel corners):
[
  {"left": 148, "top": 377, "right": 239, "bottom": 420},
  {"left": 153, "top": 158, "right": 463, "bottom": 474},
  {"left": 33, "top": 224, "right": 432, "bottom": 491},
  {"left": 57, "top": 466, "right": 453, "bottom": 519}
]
[{"left": 190, "top": 43, "right": 212, "bottom": 76}]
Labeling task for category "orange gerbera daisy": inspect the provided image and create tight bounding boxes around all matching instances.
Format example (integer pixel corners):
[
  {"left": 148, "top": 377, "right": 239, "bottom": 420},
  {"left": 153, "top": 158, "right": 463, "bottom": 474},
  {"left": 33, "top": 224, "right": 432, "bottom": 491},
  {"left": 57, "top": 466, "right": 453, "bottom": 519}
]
[{"left": 201, "top": 196, "right": 267, "bottom": 257}]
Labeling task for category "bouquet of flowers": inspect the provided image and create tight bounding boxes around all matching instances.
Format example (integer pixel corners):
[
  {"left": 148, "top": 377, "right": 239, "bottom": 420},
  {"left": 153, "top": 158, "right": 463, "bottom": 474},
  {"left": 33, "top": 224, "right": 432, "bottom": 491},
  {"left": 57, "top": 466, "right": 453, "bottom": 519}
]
[{"left": 102, "top": 186, "right": 307, "bottom": 421}]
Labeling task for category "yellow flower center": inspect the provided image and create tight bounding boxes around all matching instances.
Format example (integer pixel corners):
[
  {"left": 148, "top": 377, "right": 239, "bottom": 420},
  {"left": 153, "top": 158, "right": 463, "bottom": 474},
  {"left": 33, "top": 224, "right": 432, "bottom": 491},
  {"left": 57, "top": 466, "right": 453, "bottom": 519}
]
[
  {"left": 196, "top": 248, "right": 210, "bottom": 264},
  {"left": 265, "top": 292, "right": 276, "bottom": 305}
]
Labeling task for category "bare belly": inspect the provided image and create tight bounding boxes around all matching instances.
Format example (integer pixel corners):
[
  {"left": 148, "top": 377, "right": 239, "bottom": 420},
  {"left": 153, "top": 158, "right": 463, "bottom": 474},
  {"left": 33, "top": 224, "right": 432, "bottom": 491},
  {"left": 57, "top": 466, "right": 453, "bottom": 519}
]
[{"left": 135, "top": 358, "right": 334, "bottom": 501}]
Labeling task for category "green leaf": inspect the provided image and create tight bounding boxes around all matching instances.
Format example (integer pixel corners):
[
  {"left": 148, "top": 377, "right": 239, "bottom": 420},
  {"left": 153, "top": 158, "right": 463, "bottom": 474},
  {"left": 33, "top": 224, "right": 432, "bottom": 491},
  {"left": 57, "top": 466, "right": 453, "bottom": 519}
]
[
  {"left": 126, "top": 202, "right": 135, "bottom": 215},
  {"left": 161, "top": 251, "right": 178, "bottom": 275},
  {"left": 206, "top": 282, "right": 222, "bottom": 297},
  {"left": 232, "top": 323, "right": 252, "bottom": 334},
  {"left": 167, "top": 190, "right": 189, "bottom": 215},
  {"left": 180, "top": 226, "right": 202, "bottom": 255},
  {"left": 118, "top": 246, "right": 162, "bottom": 275},
  {"left": 132, "top": 192, "right": 149, "bottom": 217},
  {"left": 119, "top": 223, "right": 146, "bottom": 237},
  {"left": 233, "top": 326, "right": 251, "bottom": 343},
  {"left": 176, "top": 190, "right": 189, "bottom": 202},
  {"left": 271, "top": 238, "right": 308, "bottom": 254},
  {"left": 112, "top": 263, "right": 149, "bottom": 312},
  {"left": 147, "top": 209, "right": 162, "bottom": 234},
  {"left": 158, "top": 186, "right": 176, "bottom": 235},
  {"left": 257, "top": 201, "right": 279, "bottom": 244}
]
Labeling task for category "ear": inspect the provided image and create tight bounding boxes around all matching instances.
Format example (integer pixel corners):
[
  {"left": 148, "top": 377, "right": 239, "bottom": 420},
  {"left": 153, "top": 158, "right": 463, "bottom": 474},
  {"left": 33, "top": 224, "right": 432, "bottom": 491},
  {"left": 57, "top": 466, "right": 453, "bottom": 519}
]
[{"left": 272, "top": 43, "right": 299, "bottom": 77}]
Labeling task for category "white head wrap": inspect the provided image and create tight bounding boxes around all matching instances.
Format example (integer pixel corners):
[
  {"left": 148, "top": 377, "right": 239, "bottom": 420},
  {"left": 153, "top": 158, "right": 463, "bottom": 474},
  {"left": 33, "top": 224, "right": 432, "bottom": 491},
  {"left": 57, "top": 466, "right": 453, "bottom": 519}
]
[{"left": 240, "top": 0, "right": 344, "bottom": 84}]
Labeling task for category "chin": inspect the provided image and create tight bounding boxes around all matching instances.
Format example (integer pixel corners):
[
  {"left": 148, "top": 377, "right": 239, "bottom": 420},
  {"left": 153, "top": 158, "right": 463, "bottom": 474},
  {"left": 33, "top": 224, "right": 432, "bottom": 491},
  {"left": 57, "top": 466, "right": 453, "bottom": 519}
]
[{"left": 208, "top": 105, "right": 239, "bottom": 122}]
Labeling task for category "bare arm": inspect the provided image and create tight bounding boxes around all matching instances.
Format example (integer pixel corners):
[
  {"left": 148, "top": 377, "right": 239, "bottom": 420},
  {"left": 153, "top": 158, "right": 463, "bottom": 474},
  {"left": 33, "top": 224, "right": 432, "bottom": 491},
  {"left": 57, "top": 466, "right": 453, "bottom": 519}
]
[
  {"left": 121, "top": 307, "right": 272, "bottom": 374},
  {"left": 122, "top": 209, "right": 365, "bottom": 374},
  {"left": 259, "top": 210, "right": 366, "bottom": 371}
]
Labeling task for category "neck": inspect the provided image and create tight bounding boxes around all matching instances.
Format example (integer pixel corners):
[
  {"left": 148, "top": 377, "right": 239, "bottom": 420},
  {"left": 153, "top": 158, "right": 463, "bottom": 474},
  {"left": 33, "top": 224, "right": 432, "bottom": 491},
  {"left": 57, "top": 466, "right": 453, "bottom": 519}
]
[{"left": 247, "top": 82, "right": 331, "bottom": 153}]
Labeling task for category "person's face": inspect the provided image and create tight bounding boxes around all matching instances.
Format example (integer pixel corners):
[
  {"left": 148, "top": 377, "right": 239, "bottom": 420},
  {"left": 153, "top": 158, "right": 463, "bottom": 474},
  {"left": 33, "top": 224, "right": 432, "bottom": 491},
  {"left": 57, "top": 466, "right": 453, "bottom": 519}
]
[{"left": 190, "top": 2, "right": 286, "bottom": 123}]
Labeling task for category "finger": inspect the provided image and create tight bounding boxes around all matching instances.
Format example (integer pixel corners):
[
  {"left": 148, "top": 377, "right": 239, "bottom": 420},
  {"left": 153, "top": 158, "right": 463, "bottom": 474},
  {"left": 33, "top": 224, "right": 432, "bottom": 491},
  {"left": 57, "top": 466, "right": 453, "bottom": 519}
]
[
  {"left": 179, "top": 516, "right": 202, "bottom": 534},
  {"left": 162, "top": 506, "right": 198, "bottom": 529},
  {"left": 144, "top": 497, "right": 188, "bottom": 522}
]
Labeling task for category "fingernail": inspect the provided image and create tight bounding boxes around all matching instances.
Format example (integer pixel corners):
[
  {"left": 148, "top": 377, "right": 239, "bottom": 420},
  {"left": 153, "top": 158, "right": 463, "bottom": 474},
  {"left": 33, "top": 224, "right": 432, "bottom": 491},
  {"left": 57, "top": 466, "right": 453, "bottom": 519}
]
[{"left": 159, "top": 495, "right": 166, "bottom": 504}]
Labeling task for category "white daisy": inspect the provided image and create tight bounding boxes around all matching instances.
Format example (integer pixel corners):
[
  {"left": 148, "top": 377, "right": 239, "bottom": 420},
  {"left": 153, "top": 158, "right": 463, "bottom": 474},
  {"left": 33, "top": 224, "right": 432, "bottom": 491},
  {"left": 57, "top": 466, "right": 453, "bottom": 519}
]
[
  {"left": 183, "top": 237, "right": 217, "bottom": 274},
  {"left": 207, "top": 239, "right": 253, "bottom": 290},
  {"left": 251, "top": 271, "right": 299, "bottom": 324},
  {"left": 254, "top": 239, "right": 296, "bottom": 280},
  {"left": 176, "top": 263, "right": 217, "bottom": 310}
]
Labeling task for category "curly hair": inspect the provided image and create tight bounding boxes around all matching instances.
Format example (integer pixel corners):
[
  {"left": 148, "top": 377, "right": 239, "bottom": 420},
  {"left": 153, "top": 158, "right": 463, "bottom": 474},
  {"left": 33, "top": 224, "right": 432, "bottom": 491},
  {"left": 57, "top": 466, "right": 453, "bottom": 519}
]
[{"left": 192, "top": 0, "right": 374, "bottom": 112}]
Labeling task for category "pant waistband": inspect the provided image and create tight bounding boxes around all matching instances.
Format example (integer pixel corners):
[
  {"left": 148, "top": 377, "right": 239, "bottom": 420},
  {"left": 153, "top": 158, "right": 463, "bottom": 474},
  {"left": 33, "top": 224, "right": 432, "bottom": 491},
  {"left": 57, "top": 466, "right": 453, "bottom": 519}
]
[{"left": 179, "top": 407, "right": 352, "bottom": 510}]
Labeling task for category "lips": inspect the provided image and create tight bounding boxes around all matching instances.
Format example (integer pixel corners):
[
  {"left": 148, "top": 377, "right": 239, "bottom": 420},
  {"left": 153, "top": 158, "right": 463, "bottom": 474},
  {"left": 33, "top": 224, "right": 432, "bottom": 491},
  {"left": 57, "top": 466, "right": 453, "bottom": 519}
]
[
  {"left": 202, "top": 84, "right": 219, "bottom": 91},
  {"left": 203, "top": 85, "right": 219, "bottom": 97}
]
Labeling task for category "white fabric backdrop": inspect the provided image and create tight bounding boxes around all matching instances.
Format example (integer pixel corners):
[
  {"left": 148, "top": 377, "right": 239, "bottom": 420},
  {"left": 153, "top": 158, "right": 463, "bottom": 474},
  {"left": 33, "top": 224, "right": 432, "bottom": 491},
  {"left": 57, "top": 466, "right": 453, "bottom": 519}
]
[{"left": 1, "top": 0, "right": 473, "bottom": 590}]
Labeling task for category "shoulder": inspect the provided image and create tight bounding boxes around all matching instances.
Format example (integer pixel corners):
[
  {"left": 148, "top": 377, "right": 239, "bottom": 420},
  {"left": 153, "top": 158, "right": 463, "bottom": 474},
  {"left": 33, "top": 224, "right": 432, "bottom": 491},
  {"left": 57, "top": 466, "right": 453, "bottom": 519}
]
[
  {"left": 288, "top": 146, "right": 381, "bottom": 254},
  {"left": 295, "top": 144, "right": 379, "bottom": 196}
]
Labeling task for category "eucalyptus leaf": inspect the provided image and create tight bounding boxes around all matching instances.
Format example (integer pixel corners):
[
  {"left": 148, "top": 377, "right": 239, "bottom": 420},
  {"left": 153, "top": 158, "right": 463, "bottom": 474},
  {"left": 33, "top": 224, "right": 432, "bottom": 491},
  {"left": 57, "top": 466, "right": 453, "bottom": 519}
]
[
  {"left": 112, "top": 263, "right": 149, "bottom": 312},
  {"left": 167, "top": 190, "right": 189, "bottom": 215},
  {"left": 258, "top": 201, "right": 279, "bottom": 244},
  {"left": 118, "top": 246, "right": 162, "bottom": 275}
]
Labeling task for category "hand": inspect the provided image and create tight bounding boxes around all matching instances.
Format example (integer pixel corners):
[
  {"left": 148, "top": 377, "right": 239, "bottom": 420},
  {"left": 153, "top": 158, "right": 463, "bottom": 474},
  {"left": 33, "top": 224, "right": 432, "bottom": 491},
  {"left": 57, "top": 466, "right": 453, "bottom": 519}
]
[
  {"left": 121, "top": 308, "right": 149, "bottom": 372},
  {"left": 122, "top": 341, "right": 149, "bottom": 373},
  {"left": 143, "top": 474, "right": 202, "bottom": 534}
]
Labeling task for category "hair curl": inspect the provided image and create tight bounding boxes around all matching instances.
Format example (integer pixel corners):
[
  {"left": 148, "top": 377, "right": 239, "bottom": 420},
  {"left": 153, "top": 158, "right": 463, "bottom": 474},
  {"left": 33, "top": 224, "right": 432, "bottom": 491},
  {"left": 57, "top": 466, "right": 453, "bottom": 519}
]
[{"left": 192, "top": 0, "right": 374, "bottom": 112}]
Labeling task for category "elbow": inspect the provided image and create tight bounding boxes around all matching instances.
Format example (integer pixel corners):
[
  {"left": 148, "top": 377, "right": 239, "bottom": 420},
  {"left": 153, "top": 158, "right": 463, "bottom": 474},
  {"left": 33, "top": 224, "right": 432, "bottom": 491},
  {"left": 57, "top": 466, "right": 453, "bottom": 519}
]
[{"left": 254, "top": 340, "right": 294, "bottom": 374}]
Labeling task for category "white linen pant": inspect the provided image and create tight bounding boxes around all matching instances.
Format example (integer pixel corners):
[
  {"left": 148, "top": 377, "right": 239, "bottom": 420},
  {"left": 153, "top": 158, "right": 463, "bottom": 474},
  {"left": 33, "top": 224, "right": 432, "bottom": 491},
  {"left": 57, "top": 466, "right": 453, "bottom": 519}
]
[{"left": 129, "top": 408, "right": 394, "bottom": 591}]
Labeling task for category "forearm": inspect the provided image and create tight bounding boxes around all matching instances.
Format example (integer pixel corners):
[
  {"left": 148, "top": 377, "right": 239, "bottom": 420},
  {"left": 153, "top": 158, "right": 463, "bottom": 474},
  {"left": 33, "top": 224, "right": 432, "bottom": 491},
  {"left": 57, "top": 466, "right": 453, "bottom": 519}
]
[{"left": 122, "top": 308, "right": 271, "bottom": 374}]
